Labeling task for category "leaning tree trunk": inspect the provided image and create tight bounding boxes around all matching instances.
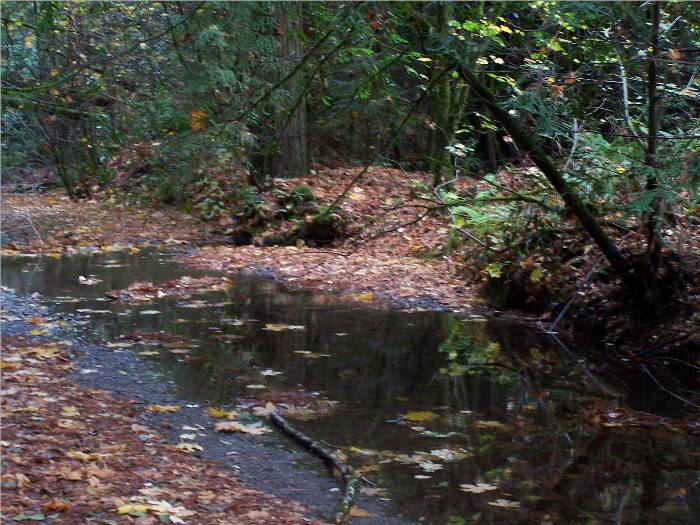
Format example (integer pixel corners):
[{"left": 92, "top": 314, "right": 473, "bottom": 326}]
[
  {"left": 456, "top": 64, "right": 638, "bottom": 294},
  {"left": 272, "top": 2, "right": 309, "bottom": 178}
]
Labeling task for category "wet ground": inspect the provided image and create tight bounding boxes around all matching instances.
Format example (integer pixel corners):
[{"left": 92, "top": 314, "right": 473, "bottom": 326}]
[{"left": 2, "top": 249, "right": 699, "bottom": 524}]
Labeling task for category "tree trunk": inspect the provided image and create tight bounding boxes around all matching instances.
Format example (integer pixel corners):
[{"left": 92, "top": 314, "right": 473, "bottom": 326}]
[
  {"left": 456, "top": 64, "right": 637, "bottom": 293},
  {"left": 272, "top": 2, "right": 308, "bottom": 178},
  {"left": 645, "top": 1, "right": 663, "bottom": 273},
  {"left": 428, "top": 2, "right": 452, "bottom": 186}
]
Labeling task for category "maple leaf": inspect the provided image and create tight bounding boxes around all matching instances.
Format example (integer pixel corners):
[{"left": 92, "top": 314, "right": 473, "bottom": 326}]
[{"left": 213, "top": 421, "right": 271, "bottom": 435}]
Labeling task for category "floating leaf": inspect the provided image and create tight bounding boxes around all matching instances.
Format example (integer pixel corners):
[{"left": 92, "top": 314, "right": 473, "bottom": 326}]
[
  {"left": 348, "top": 506, "right": 375, "bottom": 517},
  {"left": 403, "top": 411, "right": 438, "bottom": 423},
  {"left": 260, "top": 369, "right": 283, "bottom": 376},
  {"left": 488, "top": 499, "right": 520, "bottom": 509},
  {"left": 207, "top": 407, "right": 238, "bottom": 419},
  {"left": 460, "top": 482, "right": 498, "bottom": 493},
  {"left": 213, "top": 421, "right": 271, "bottom": 435},
  {"left": 175, "top": 442, "right": 203, "bottom": 453},
  {"left": 146, "top": 405, "right": 180, "bottom": 413},
  {"left": 263, "top": 323, "right": 306, "bottom": 331},
  {"left": 418, "top": 461, "right": 443, "bottom": 472}
]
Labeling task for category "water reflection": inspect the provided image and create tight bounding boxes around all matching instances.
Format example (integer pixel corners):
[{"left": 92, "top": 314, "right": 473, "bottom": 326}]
[{"left": 2, "top": 250, "right": 698, "bottom": 524}]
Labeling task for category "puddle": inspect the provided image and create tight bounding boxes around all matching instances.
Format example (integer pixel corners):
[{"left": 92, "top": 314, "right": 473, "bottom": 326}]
[{"left": 2, "top": 250, "right": 699, "bottom": 524}]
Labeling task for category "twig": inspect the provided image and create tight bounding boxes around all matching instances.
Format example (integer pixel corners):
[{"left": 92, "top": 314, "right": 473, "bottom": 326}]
[
  {"left": 619, "top": 64, "right": 646, "bottom": 149},
  {"left": 269, "top": 412, "right": 360, "bottom": 523},
  {"left": 636, "top": 329, "right": 699, "bottom": 358},
  {"left": 22, "top": 208, "right": 44, "bottom": 247},
  {"left": 639, "top": 364, "right": 700, "bottom": 410},
  {"left": 562, "top": 118, "right": 580, "bottom": 172}
]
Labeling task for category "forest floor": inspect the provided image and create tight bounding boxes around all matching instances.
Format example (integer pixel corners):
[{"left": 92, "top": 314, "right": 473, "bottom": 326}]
[{"left": 1, "top": 168, "right": 484, "bottom": 313}]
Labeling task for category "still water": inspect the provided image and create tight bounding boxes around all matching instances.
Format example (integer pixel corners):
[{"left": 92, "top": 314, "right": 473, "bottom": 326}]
[{"left": 2, "top": 249, "right": 698, "bottom": 524}]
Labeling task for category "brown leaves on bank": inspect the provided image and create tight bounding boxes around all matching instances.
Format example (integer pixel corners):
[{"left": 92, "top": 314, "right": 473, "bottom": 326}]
[{"left": 1, "top": 335, "right": 314, "bottom": 524}]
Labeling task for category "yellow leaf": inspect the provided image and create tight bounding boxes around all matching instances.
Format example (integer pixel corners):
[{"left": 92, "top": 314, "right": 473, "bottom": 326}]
[
  {"left": 207, "top": 407, "right": 238, "bottom": 419},
  {"left": 146, "top": 404, "right": 180, "bottom": 413},
  {"left": 355, "top": 292, "right": 374, "bottom": 302},
  {"left": 116, "top": 504, "right": 148, "bottom": 515},
  {"left": 189, "top": 109, "right": 207, "bottom": 131},
  {"left": 403, "top": 411, "right": 438, "bottom": 423},
  {"left": 49, "top": 67, "right": 59, "bottom": 77},
  {"left": 349, "top": 506, "right": 376, "bottom": 517},
  {"left": 24, "top": 35, "right": 34, "bottom": 48},
  {"left": 61, "top": 406, "right": 80, "bottom": 417},
  {"left": 416, "top": 57, "right": 432, "bottom": 62},
  {"left": 175, "top": 442, "right": 203, "bottom": 453}
]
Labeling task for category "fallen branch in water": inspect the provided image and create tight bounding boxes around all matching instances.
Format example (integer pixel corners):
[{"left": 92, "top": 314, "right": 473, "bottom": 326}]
[{"left": 269, "top": 412, "right": 360, "bottom": 523}]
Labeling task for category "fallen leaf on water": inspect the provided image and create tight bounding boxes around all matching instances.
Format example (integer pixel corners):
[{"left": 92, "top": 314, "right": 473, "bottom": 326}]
[
  {"left": 245, "top": 384, "right": 267, "bottom": 390},
  {"left": 488, "top": 499, "right": 520, "bottom": 509},
  {"left": 460, "top": 482, "right": 498, "bottom": 493},
  {"left": 348, "top": 506, "right": 375, "bottom": 517},
  {"left": 360, "top": 486, "right": 386, "bottom": 497},
  {"left": 175, "top": 442, "right": 203, "bottom": 453},
  {"left": 355, "top": 292, "right": 374, "bottom": 302},
  {"left": 262, "top": 323, "right": 306, "bottom": 331},
  {"left": 213, "top": 421, "right": 271, "bottom": 435},
  {"left": 260, "top": 369, "right": 283, "bottom": 376},
  {"left": 403, "top": 411, "right": 438, "bottom": 423},
  {"left": 418, "top": 461, "right": 443, "bottom": 472},
  {"left": 414, "top": 475, "right": 431, "bottom": 479},
  {"left": 139, "top": 310, "right": 161, "bottom": 315},
  {"left": 146, "top": 404, "right": 180, "bottom": 413},
  {"left": 207, "top": 407, "right": 238, "bottom": 419},
  {"left": 78, "top": 275, "right": 102, "bottom": 285},
  {"left": 106, "top": 341, "right": 134, "bottom": 348},
  {"left": 476, "top": 420, "right": 508, "bottom": 430}
]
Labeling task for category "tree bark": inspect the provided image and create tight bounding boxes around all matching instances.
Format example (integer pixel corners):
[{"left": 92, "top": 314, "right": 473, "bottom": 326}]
[
  {"left": 272, "top": 2, "right": 309, "bottom": 178},
  {"left": 645, "top": 1, "right": 663, "bottom": 273}
]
